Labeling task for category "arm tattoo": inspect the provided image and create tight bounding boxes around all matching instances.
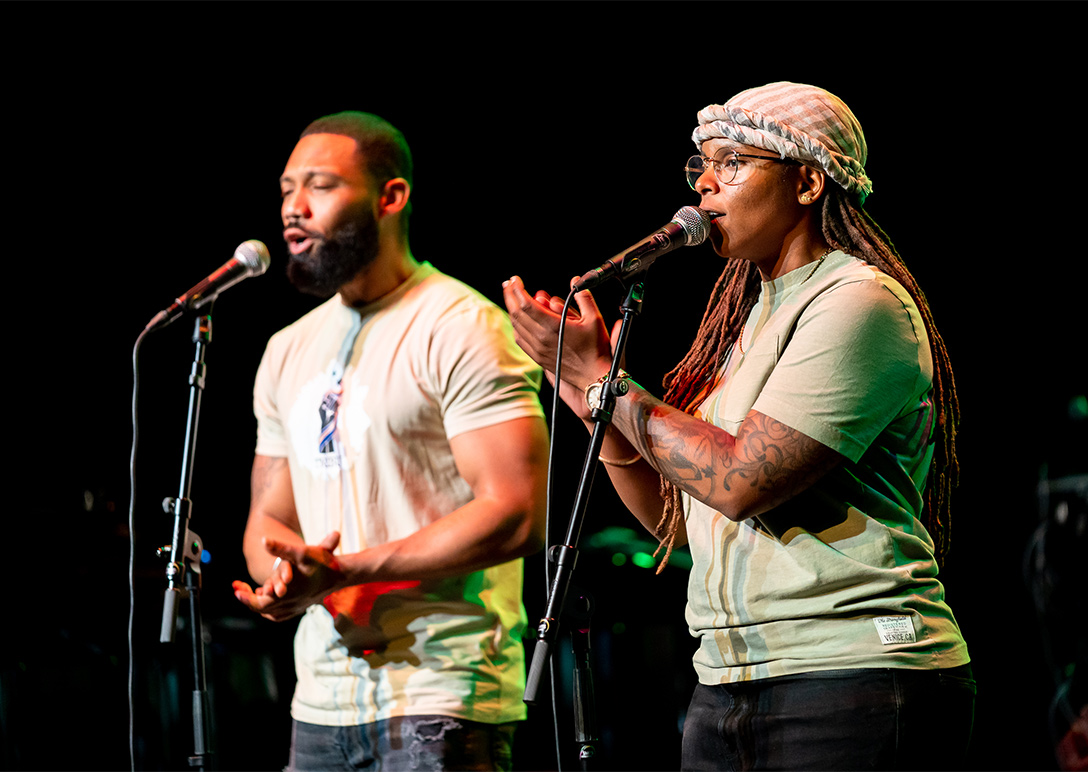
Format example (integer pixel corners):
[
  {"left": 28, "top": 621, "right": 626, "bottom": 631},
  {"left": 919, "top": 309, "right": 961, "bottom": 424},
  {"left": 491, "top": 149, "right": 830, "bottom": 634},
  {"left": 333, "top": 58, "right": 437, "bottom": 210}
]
[
  {"left": 614, "top": 389, "right": 836, "bottom": 519},
  {"left": 729, "top": 412, "right": 826, "bottom": 500}
]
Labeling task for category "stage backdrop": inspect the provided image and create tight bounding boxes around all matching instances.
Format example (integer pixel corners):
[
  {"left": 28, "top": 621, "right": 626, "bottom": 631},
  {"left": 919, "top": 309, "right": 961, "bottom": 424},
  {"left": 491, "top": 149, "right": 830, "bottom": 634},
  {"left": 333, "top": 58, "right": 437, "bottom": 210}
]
[{"left": 6, "top": 5, "right": 1084, "bottom": 771}]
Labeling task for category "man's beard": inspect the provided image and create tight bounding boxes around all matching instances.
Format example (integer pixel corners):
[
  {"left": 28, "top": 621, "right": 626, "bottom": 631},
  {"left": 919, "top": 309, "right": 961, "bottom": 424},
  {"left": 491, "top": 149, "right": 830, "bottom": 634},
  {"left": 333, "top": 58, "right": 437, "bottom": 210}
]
[{"left": 286, "top": 210, "right": 380, "bottom": 298}]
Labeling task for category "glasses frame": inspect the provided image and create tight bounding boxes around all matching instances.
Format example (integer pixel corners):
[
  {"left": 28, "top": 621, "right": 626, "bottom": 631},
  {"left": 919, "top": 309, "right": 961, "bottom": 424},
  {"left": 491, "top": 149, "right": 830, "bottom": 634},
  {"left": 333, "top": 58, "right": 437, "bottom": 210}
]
[{"left": 685, "top": 152, "right": 800, "bottom": 190}]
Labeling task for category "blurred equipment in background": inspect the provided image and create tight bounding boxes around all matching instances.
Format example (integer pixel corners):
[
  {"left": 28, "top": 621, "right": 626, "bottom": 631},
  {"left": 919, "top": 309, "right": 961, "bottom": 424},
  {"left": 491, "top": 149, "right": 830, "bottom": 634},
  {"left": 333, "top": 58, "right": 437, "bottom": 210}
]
[{"left": 1024, "top": 395, "right": 1087, "bottom": 771}]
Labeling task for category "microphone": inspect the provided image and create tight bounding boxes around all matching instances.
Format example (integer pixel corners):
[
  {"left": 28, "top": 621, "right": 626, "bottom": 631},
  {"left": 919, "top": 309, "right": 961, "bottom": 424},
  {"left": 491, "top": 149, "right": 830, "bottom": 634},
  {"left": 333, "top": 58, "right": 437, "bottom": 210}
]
[
  {"left": 572, "top": 206, "right": 712, "bottom": 292},
  {"left": 145, "top": 240, "right": 271, "bottom": 331}
]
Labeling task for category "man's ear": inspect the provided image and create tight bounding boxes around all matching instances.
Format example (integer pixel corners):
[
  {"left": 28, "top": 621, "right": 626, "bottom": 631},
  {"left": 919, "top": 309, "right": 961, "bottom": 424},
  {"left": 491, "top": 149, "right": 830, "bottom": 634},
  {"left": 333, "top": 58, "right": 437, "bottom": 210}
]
[{"left": 378, "top": 177, "right": 411, "bottom": 218}]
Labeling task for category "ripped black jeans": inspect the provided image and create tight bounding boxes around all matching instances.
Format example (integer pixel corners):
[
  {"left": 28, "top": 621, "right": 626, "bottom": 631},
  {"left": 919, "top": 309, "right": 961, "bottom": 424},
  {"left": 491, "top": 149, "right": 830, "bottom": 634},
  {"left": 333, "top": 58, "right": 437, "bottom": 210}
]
[{"left": 287, "top": 715, "right": 517, "bottom": 771}]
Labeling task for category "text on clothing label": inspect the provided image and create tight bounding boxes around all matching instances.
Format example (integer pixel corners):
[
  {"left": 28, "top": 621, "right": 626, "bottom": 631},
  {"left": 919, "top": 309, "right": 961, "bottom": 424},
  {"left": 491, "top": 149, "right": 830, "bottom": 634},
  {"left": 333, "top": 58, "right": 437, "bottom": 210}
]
[{"left": 873, "top": 615, "right": 916, "bottom": 645}]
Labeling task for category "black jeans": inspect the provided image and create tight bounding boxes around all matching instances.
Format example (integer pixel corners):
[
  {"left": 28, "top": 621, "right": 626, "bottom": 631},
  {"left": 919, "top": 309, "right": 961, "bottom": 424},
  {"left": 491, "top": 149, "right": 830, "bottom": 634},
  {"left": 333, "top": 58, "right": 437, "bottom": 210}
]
[{"left": 681, "top": 665, "right": 976, "bottom": 771}]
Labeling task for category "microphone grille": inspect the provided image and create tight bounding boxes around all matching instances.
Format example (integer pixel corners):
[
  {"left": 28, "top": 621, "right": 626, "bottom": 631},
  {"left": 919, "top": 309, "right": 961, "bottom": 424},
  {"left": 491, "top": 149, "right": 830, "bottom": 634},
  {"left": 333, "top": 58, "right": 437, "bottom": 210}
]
[
  {"left": 673, "top": 206, "right": 713, "bottom": 246},
  {"left": 236, "top": 240, "right": 272, "bottom": 276}
]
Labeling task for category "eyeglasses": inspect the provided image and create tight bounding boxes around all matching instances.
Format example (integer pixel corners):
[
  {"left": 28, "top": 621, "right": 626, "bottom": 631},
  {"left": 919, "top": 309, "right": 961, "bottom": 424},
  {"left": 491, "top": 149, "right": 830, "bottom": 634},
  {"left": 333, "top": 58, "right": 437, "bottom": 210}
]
[{"left": 685, "top": 152, "right": 800, "bottom": 190}]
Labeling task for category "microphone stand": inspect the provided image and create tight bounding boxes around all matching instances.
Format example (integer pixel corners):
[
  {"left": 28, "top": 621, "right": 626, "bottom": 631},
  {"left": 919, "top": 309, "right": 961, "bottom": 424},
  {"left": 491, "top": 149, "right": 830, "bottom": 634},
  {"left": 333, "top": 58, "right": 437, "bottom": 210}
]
[
  {"left": 570, "top": 592, "right": 599, "bottom": 770},
  {"left": 524, "top": 281, "right": 646, "bottom": 768},
  {"left": 158, "top": 311, "right": 215, "bottom": 771}
]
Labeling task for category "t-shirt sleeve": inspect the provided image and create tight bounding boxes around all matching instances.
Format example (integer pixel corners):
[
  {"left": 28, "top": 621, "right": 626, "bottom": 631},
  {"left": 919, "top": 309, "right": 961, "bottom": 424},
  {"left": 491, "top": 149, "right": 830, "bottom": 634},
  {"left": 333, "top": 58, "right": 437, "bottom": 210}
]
[
  {"left": 752, "top": 279, "right": 931, "bottom": 462},
  {"left": 429, "top": 301, "right": 545, "bottom": 439},
  {"left": 253, "top": 335, "right": 290, "bottom": 458}
]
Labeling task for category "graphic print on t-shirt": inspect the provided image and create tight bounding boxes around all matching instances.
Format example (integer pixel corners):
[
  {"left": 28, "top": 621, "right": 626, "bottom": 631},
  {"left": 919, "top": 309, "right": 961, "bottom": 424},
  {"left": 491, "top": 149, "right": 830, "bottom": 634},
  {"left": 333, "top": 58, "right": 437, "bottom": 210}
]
[
  {"left": 288, "top": 360, "right": 371, "bottom": 479},
  {"left": 317, "top": 385, "right": 342, "bottom": 454}
]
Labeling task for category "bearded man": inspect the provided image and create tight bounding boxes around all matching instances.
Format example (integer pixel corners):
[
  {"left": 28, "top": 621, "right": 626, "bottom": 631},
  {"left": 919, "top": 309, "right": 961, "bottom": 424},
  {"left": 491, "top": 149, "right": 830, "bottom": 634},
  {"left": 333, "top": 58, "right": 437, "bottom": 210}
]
[{"left": 232, "top": 112, "right": 549, "bottom": 771}]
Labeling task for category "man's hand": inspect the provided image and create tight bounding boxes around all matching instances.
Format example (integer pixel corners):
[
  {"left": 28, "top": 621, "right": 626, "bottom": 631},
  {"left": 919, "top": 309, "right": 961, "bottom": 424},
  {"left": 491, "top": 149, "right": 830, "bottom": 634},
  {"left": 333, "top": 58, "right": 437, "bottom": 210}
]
[{"left": 232, "top": 531, "right": 344, "bottom": 622}]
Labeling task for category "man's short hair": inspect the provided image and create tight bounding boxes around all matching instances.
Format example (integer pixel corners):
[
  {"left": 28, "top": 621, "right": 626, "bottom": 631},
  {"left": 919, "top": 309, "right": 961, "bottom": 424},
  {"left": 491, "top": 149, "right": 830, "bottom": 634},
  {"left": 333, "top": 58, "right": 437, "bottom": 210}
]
[{"left": 301, "top": 111, "right": 413, "bottom": 187}]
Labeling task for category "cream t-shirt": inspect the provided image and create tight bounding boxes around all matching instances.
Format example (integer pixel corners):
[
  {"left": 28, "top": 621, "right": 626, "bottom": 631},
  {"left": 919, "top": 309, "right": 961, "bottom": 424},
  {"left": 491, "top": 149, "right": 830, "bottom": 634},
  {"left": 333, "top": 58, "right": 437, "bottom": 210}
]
[
  {"left": 683, "top": 251, "right": 969, "bottom": 684},
  {"left": 254, "top": 262, "right": 544, "bottom": 725}
]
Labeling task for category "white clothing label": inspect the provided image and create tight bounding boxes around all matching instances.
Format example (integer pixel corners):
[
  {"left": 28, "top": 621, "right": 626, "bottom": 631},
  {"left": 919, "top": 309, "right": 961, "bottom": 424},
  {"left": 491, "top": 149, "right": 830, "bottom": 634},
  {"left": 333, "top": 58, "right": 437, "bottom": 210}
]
[{"left": 873, "top": 615, "right": 916, "bottom": 645}]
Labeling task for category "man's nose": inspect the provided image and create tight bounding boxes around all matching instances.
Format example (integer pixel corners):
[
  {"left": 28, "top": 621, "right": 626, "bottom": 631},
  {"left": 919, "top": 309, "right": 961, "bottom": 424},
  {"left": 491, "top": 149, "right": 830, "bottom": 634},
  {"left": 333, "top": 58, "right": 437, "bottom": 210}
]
[{"left": 282, "top": 189, "right": 310, "bottom": 221}]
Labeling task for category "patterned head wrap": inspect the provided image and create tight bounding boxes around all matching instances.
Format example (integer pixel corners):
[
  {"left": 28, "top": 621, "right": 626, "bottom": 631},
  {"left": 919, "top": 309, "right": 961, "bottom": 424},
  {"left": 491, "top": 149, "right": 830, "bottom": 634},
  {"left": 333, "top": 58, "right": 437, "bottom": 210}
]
[{"left": 692, "top": 82, "right": 873, "bottom": 203}]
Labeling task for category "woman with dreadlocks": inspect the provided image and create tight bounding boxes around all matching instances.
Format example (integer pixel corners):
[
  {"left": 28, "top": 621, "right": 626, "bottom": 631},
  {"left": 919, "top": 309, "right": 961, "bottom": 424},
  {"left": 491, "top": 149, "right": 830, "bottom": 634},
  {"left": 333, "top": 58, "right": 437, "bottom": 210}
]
[{"left": 503, "top": 82, "right": 974, "bottom": 770}]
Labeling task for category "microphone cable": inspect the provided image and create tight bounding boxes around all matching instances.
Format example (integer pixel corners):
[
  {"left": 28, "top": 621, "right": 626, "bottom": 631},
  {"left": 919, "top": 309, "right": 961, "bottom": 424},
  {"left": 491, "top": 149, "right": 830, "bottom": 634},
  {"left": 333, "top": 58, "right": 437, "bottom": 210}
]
[
  {"left": 537, "top": 285, "right": 582, "bottom": 772},
  {"left": 127, "top": 328, "right": 149, "bottom": 772}
]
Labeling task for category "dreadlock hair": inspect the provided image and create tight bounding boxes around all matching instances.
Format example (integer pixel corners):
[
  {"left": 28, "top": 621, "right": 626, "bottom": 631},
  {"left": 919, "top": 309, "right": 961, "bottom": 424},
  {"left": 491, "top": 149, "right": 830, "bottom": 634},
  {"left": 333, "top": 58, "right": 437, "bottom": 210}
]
[{"left": 655, "top": 185, "right": 960, "bottom": 570}]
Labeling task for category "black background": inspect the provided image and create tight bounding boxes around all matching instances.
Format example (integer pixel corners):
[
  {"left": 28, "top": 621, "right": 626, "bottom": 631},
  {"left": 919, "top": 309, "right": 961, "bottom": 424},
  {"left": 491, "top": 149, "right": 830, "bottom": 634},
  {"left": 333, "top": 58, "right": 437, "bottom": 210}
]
[{"left": 4, "top": 3, "right": 1085, "bottom": 771}]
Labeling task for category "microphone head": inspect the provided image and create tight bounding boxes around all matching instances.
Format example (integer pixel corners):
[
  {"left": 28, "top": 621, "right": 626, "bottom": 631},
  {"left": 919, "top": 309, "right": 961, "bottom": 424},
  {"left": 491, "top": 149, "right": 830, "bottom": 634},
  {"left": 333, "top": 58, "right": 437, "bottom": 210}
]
[
  {"left": 673, "top": 206, "right": 712, "bottom": 246},
  {"left": 235, "top": 240, "right": 271, "bottom": 276}
]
